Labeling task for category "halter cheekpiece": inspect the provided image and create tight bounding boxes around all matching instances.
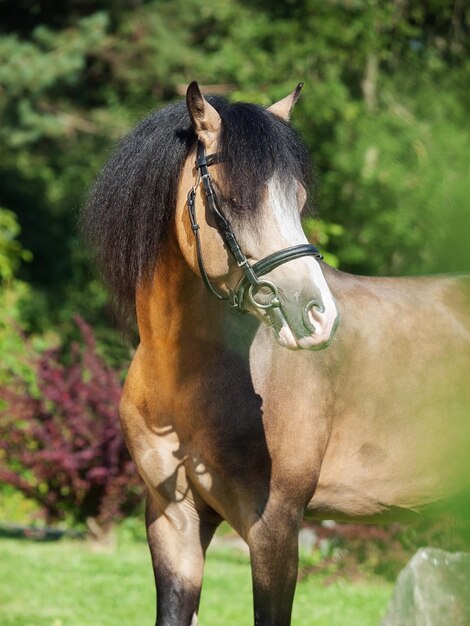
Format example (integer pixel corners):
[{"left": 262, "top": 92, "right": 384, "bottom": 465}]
[{"left": 187, "top": 141, "right": 323, "bottom": 316}]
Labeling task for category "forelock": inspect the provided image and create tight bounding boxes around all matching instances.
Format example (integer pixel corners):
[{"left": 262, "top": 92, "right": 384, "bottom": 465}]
[{"left": 215, "top": 102, "right": 312, "bottom": 216}]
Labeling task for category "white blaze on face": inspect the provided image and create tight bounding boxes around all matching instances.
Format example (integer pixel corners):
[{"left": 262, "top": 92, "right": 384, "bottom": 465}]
[{"left": 250, "top": 175, "right": 338, "bottom": 350}]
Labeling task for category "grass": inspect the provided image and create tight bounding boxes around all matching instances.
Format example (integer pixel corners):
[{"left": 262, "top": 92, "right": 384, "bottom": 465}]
[{"left": 0, "top": 533, "right": 393, "bottom": 626}]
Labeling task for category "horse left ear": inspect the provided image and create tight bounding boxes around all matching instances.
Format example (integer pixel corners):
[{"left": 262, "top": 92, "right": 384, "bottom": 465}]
[
  {"left": 267, "top": 83, "right": 304, "bottom": 121},
  {"left": 186, "top": 81, "right": 222, "bottom": 147}
]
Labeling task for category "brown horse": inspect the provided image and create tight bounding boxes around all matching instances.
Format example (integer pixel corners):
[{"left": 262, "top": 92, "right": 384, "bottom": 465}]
[{"left": 83, "top": 82, "right": 470, "bottom": 625}]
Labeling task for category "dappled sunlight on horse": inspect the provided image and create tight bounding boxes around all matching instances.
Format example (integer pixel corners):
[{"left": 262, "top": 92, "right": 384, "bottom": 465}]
[{"left": 83, "top": 82, "right": 470, "bottom": 626}]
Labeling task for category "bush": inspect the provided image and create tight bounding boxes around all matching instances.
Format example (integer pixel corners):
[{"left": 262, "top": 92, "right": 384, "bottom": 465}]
[
  {"left": 0, "top": 316, "right": 144, "bottom": 530},
  {"left": 299, "top": 516, "right": 470, "bottom": 584},
  {"left": 0, "top": 206, "right": 38, "bottom": 388}
]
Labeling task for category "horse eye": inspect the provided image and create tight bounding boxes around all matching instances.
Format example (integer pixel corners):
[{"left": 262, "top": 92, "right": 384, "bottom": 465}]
[{"left": 223, "top": 196, "right": 239, "bottom": 209}]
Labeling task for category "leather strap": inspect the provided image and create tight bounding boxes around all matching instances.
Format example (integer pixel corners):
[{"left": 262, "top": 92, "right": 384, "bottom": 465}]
[
  {"left": 232, "top": 244, "right": 323, "bottom": 310},
  {"left": 251, "top": 243, "right": 322, "bottom": 276},
  {"left": 188, "top": 142, "right": 324, "bottom": 313}
]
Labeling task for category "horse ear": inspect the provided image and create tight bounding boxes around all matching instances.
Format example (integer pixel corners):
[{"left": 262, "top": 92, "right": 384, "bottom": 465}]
[
  {"left": 267, "top": 83, "right": 304, "bottom": 121},
  {"left": 186, "top": 81, "right": 221, "bottom": 147}
]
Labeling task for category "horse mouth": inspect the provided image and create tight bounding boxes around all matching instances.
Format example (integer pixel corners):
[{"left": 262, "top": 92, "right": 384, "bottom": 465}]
[{"left": 270, "top": 306, "right": 339, "bottom": 351}]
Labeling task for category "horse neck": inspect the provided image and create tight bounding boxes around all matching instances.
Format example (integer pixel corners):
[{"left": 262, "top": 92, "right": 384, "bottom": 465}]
[{"left": 135, "top": 233, "right": 230, "bottom": 365}]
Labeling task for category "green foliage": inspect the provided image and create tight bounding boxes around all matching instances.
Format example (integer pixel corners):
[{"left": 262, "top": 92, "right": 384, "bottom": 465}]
[
  {"left": 0, "top": 282, "right": 38, "bottom": 390},
  {"left": 0, "top": 208, "right": 32, "bottom": 281},
  {"left": 0, "top": 207, "right": 38, "bottom": 388},
  {"left": 303, "top": 217, "right": 344, "bottom": 268},
  {"left": 0, "top": 13, "right": 109, "bottom": 145},
  {"left": 184, "top": 0, "right": 470, "bottom": 275},
  {"left": 0, "top": 485, "right": 40, "bottom": 523}
]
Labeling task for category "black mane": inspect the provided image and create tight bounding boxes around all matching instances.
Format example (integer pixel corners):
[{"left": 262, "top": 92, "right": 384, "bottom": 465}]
[{"left": 82, "top": 96, "right": 312, "bottom": 322}]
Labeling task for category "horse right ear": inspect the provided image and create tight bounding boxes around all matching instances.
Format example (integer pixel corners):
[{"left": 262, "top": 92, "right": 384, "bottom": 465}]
[
  {"left": 186, "top": 81, "right": 221, "bottom": 148},
  {"left": 267, "top": 83, "right": 304, "bottom": 121}
]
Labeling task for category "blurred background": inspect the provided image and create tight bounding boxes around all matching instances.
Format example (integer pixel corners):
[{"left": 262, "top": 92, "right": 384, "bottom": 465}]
[{"left": 0, "top": 1, "right": 469, "bottom": 624}]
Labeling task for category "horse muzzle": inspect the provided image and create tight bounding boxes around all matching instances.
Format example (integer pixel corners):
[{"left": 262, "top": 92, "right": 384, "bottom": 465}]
[
  {"left": 272, "top": 294, "right": 339, "bottom": 351},
  {"left": 236, "top": 276, "right": 339, "bottom": 351}
]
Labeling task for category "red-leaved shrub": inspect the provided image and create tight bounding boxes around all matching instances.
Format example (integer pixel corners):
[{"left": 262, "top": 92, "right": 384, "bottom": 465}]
[{"left": 0, "top": 316, "right": 144, "bottom": 529}]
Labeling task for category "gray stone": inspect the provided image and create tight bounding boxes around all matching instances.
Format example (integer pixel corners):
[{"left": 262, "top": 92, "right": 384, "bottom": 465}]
[{"left": 382, "top": 547, "right": 470, "bottom": 626}]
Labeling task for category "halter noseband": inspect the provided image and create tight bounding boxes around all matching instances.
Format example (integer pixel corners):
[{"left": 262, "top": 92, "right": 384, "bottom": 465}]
[{"left": 187, "top": 141, "right": 323, "bottom": 315}]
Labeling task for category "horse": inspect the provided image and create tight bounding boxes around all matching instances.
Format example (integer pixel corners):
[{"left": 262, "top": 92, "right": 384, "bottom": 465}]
[{"left": 83, "top": 82, "right": 470, "bottom": 626}]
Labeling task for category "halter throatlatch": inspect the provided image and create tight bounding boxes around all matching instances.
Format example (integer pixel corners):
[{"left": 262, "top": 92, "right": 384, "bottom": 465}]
[{"left": 187, "top": 141, "right": 323, "bottom": 316}]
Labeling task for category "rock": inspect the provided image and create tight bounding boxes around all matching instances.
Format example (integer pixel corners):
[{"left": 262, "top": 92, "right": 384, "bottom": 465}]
[{"left": 382, "top": 547, "right": 470, "bottom": 626}]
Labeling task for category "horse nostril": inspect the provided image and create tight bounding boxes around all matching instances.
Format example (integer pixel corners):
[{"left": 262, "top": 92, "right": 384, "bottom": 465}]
[
  {"left": 302, "top": 299, "right": 325, "bottom": 333},
  {"left": 307, "top": 297, "right": 325, "bottom": 315}
]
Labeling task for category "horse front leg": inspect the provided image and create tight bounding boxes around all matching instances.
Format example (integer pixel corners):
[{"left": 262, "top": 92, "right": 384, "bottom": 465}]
[
  {"left": 247, "top": 501, "right": 302, "bottom": 626},
  {"left": 146, "top": 492, "right": 219, "bottom": 626}
]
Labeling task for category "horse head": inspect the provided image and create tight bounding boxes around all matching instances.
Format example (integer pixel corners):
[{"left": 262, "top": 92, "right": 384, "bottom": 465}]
[{"left": 175, "top": 82, "right": 339, "bottom": 350}]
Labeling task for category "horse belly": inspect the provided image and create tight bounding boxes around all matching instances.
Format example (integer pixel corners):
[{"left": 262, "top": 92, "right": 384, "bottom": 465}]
[{"left": 307, "top": 392, "right": 470, "bottom": 522}]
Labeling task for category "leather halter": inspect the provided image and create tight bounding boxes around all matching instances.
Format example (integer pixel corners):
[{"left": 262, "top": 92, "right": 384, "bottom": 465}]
[{"left": 187, "top": 141, "right": 323, "bottom": 315}]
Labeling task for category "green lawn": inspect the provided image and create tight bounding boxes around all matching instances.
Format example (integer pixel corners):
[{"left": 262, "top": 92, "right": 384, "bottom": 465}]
[{"left": 0, "top": 536, "right": 392, "bottom": 626}]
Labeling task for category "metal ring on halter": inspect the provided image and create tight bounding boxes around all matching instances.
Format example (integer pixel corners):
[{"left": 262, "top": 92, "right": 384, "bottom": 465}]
[{"left": 247, "top": 280, "right": 280, "bottom": 310}]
